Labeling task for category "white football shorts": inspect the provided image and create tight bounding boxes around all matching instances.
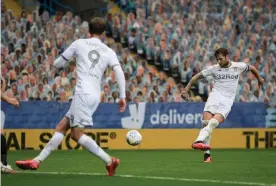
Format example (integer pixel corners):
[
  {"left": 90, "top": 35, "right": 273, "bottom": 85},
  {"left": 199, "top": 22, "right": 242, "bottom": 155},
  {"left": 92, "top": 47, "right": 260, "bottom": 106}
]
[
  {"left": 65, "top": 94, "right": 100, "bottom": 128},
  {"left": 203, "top": 91, "right": 234, "bottom": 119}
]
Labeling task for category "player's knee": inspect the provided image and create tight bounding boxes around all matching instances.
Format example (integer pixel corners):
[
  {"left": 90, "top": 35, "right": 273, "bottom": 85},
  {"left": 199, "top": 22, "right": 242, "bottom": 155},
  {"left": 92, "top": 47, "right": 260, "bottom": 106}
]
[
  {"left": 70, "top": 129, "right": 84, "bottom": 142},
  {"left": 70, "top": 129, "right": 81, "bottom": 142},
  {"left": 70, "top": 132, "right": 78, "bottom": 142},
  {"left": 202, "top": 120, "right": 209, "bottom": 128},
  {"left": 56, "top": 117, "right": 70, "bottom": 134},
  {"left": 0, "top": 129, "right": 5, "bottom": 135}
]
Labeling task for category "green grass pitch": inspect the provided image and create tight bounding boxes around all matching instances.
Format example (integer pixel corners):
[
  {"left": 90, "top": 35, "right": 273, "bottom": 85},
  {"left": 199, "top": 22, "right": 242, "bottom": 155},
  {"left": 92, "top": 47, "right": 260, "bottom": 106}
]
[{"left": 2, "top": 149, "right": 276, "bottom": 186}]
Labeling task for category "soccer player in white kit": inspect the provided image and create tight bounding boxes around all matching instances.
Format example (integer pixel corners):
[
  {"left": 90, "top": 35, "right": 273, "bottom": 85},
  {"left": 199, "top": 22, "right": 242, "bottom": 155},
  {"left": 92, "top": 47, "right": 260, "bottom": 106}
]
[
  {"left": 181, "top": 48, "right": 264, "bottom": 163},
  {"left": 1, "top": 76, "right": 19, "bottom": 173},
  {"left": 16, "top": 18, "right": 126, "bottom": 176}
]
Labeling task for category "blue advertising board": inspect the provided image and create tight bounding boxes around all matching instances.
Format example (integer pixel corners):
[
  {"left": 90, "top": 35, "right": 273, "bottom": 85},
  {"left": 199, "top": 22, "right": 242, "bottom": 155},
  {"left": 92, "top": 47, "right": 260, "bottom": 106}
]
[{"left": 1, "top": 102, "right": 267, "bottom": 129}]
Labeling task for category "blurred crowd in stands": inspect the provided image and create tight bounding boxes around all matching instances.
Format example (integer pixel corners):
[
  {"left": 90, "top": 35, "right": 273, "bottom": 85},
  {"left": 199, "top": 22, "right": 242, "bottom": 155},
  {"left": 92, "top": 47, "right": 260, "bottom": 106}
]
[{"left": 1, "top": 0, "right": 276, "bottom": 105}]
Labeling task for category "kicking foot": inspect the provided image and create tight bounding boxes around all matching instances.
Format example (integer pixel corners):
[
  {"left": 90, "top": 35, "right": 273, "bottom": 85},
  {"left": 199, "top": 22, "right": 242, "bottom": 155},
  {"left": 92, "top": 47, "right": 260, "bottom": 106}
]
[
  {"left": 106, "top": 157, "right": 120, "bottom": 176},
  {"left": 15, "top": 159, "right": 40, "bottom": 170},
  {"left": 192, "top": 141, "right": 211, "bottom": 151}
]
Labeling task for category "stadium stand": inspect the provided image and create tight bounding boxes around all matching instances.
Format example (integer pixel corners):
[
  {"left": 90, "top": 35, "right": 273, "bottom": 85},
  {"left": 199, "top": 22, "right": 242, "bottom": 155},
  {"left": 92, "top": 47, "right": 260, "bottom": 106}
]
[{"left": 1, "top": 0, "right": 276, "bottom": 105}]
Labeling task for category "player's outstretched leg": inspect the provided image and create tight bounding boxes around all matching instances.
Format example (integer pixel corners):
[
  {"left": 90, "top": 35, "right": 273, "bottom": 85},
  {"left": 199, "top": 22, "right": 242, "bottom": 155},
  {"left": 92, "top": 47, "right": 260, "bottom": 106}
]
[
  {"left": 192, "top": 118, "right": 219, "bottom": 151},
  {"left": 71, "top": 127, "right": 120, "bottom": 176},
  {"left": 15, "top": 132, "right": 64, "bottom": 170},
  {"left": 16, "top": 117, "right": 69, "bottom": 170}
]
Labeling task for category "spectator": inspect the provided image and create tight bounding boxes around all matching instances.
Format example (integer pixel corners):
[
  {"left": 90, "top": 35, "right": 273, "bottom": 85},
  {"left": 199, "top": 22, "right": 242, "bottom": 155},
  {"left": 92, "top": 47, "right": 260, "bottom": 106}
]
[
  {"left": 1, "top": 1, "right": 275, "bottom": 105},
  {"left": 59, "top": 91, "right": 67, "bottom": 102},
  {"left": 64, "top": 84, "right": 72, "bottom": 100},
  {"left": 60, "top": 70, "right": 69, "bottom": 87},
  {"left": 47, "top": 90, "right": 53, "bottom": 101},
  {"left": 128, "top": 28, "right": 137, "bottom": 52},
  {"left": 111, "top": 91, "right": 119, "bottom": 103},
  {"left": 19, "top": 90, "right": 28, "bottom": 101}
]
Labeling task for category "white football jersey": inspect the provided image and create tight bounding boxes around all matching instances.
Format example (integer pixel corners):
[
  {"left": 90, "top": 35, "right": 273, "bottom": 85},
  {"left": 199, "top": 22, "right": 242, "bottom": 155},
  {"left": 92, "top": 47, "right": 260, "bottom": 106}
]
[
  {"left": 62, "top": 38, "right": 120, "bottom": 96},
  {"left": 201, "top": 61, "right": 249, "bottom": 101}
]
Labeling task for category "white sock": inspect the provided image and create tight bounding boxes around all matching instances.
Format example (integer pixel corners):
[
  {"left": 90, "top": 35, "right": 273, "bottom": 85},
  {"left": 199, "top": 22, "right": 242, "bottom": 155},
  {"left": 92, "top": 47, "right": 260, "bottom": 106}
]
[
  {"left": 195, "top": 128, "right": 210, "bottom": 142},
  {"left": 202, "top": 120, "right": 211, "bottom": 154},
  {"left": 78, "top": 134, "right": 111, "bottom": 165},
  {"left": 204, "top": 135, "right": 212, "bottom": 154},
  {"left": 196, "top": 118, "right": 219, "bottom": 142},
  {"left": 33, "top": 132, "right": 64, "bottom": 162}
]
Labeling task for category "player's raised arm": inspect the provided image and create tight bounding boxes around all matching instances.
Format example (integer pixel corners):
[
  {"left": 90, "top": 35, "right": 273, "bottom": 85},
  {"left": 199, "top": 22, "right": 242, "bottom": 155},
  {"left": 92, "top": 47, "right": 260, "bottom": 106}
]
[
  {"left": 248, "top": 65, "right": 265, "bottom": 87},
  {"left": 181, "top": 72, "right": 205, "bottom": 100},
  {"left": 185, "top": 72, "right": 205, "bottom": 91},
  {"left": 54, "top": 40, "right": 78, "bottom": 68},
  {"left": 109, "top": 50, "right": 126, "bottom": 112},
  {"left": 181, "top": 65, "right": 214, "bottom": 100}
]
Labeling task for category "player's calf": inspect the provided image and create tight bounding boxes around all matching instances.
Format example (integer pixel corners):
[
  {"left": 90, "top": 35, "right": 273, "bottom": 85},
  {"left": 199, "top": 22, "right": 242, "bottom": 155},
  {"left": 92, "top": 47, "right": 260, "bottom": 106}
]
[
  {"left": 74, "top": 129, "right": 112, "bottom": 165},
  {"left": 192, "top": 119, "right": 218, "bottom": 151},
  {"left": 1, "top": 133, "right": 8, "bottom": 166},
  {"left": 16, "top": 117, "right": 69, "bottom": 169},
  {"left": 195, "top": 118, "right": 219, "bottom": 143},
  {"left": 33, "top": 117, "right": 69, "bottom": 162},
  {"left": 71, "top": 127, "right": 117, "bottom": 174}
]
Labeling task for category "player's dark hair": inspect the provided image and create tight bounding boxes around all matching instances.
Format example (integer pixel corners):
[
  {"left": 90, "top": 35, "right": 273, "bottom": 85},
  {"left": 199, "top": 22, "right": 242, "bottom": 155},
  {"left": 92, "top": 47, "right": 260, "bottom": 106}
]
[
  {"left": 89, "top": 17, "right": 106, "bottom": 35},
  {"left": 214, "top": 48, "right": 229, "bottom": 58}
]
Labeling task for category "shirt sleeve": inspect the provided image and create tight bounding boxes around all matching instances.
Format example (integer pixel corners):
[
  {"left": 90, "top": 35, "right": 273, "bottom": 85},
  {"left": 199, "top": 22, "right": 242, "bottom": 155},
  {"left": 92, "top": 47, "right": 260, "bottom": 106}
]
[
  {"left": 238, "top": 62, "right": 249, "bottom": 73},
  {"left": 61, "top": 40, "right": 79, "bottom": 61},
  {"left": 201, "top": 66, "right": 214, "bottom": 77},
  {"left": 108, "top": 50, "right": 120, "bottom": 69}
]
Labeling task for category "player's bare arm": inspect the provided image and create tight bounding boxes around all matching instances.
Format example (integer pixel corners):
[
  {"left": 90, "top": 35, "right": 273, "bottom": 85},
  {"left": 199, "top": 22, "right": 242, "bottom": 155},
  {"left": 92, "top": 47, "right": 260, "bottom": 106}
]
[
  {"left": 181, "top": 72, "right": 205, "bottom": 100},
  {"left": 1, "top": 77, "right": 6, "bottom": 93},
  {"left": 248, "top": 65, "right": 265, "bottom": 87},
  {"left": 1, "top": 78, "right": 19, "bottom": 107},
  {"left": 112, "top": 64, "right": 126, "bottom": 112}
]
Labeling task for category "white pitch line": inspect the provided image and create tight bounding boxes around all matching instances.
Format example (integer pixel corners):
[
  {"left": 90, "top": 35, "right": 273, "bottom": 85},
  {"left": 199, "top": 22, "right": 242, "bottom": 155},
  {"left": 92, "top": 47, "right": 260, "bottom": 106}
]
[{"left": 16, "top": 171, "right": 275, "bottom": 186}]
